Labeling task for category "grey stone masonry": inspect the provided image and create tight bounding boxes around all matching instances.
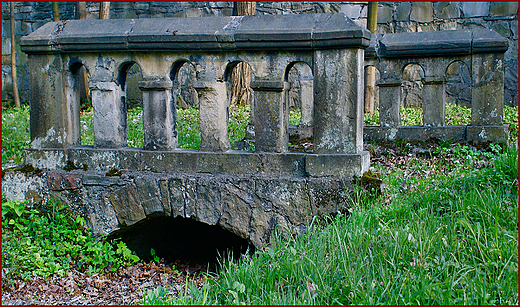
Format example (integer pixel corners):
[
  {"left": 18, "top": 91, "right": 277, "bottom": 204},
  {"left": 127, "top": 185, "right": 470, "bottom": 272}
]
[
  {"left": 364, "top": 28, "right": 510, "bottom": 144},
  {"left": 16, "top": 13, "right": 371, "bottom": 247}
]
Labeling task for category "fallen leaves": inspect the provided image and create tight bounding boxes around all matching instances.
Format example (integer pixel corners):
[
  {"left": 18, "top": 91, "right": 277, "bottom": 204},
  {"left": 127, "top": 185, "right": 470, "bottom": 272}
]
[{"left": 2, "top": 262, "right": 208, "bottom": 305}]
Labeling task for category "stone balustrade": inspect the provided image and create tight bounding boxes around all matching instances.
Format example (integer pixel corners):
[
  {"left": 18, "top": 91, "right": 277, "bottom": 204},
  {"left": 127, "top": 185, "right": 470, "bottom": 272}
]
[
  {"left": 363, "top": 28, "right": 510, "bottom": 144},
  {"left": 21, "top": 13, "right": 371, "bottom": 177}
]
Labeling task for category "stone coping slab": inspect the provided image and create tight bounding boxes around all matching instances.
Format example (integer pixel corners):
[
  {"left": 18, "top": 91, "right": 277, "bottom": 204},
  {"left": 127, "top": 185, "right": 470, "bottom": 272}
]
[
  {"left": 365, "top": 28, "right": 508, "bottom": 58},
  {"left": 364, "top": 125, "right": 509, "bottom": 143},
  {"left": 20, "top": 13, "right": 370, "bottom": 53},
  {"left": 22, "top": 148, "right": 370, "bottom": 178}
]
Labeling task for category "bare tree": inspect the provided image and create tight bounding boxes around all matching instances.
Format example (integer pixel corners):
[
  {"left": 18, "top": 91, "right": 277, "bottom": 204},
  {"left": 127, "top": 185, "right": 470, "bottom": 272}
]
[
  {"left": 77, "top": 2, "right": 87, "bottom": 19},
  {"left": 100, "top": 2, "right": 110, "bottom": 19},
  {"left": 77, "top": 2, "right": 90, "bottom": 106},
  {"left": 364, "top": 2, "right": 378, "bottom": 115},
  {"left": 53, "top": 2, "right": 60, "bottom": 21},
  {"left": 230, "top": 2, "right": 255, "bottom": 106},
  {"left": 10, "top": 2, "right": 20, "bottom": 107}
]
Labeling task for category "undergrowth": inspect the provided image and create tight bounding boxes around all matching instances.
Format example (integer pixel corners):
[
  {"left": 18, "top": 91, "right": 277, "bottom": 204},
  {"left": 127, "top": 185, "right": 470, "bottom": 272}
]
[{"left": 2, "top": 200, "right": 140, "bottom": 282}]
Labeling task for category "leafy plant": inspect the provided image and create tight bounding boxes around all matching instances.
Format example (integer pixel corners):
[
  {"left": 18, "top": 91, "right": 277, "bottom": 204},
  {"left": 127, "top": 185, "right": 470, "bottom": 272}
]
[
  {"left": 2, "top": 105, "right": 30, "bottom": 165},
  {"left": 2, "top": 200, "right": 140, "bottom": 281}
]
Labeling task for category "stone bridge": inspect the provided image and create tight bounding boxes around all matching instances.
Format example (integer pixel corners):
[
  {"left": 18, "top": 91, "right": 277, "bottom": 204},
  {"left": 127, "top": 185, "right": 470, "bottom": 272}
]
[
  {"left": 2, "top": 13, "right": 509, "bottom": 249},
  {"left": 5, "top": 13, "right": 370, "bottom": 248}
]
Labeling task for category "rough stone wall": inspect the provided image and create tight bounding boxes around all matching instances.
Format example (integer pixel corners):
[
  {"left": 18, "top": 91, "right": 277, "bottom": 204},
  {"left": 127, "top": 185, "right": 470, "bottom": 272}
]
[{"left": 2, "top": 2, "right": 518, "bottom": 106}]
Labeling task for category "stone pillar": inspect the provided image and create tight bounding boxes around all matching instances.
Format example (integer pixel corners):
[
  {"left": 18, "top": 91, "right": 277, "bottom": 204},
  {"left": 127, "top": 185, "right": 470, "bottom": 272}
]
[
  {"left": 139, "top": 80, "right": 177, "bottom": 151},
  {"left": 299, "top": 80, "right": 314, "bottom": 127},
  {"left": 90, "top": 81, "right": 127, "bottom": 148},
  {"left": 422, "top": 76, "right": 445, "bottom": 126},
  {"left": 471, "top": 53, "right": 505, "bottom": 126},
  {"left": 194, "top": 81, "right": 230, "bottom": 152},
  {"left": 28, "top": 54, "right": 80, "bottom": 148},
  {"left": 313, "top": 49, "right": 364, "bottom": 154},
  {"left": 376, "top": 77, "right": 402, "bottom": 128},
  {"left": 251, "top": 80, "right": 290, "bottom": 153}
]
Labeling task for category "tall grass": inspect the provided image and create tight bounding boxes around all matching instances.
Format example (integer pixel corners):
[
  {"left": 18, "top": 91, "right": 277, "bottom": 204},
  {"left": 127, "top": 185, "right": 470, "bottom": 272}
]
[{"left": 144, "top": 144, "right": 518, "bottom": 305}]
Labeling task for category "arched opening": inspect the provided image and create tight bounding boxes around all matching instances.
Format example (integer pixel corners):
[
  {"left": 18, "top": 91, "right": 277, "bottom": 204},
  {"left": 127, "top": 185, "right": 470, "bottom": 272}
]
[
  {"left": 401, "top": 63, "right": 424, "bottom": 126},
  {"left": 363, "top": 65, "right": 380, "bottom": 126},
  {"left": 67, "top": 62, "right": 87, "bottom": 146},
  {"left": 118, "top": 62, "right": 144, "bottom": 148},
  {"left": 445, "top": 60, "right": 472, "bottom": 126},
  {"left": 285, "top": 61, "right": 313, "bottom": 152},
  {"left": 171, "top": 60, "right": 200, "bottom": 150},
  {"left": 226, "top": 61, "right": 254, "bottom": 151},
  {"left": 110, "top": 216, "right": 256, "bottom": 272}
]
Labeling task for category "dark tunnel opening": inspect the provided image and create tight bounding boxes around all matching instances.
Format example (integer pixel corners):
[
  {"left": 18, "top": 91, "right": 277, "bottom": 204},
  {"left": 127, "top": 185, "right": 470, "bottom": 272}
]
[{"left": 109, "top": 216, "right": 256, "bottom": 272}]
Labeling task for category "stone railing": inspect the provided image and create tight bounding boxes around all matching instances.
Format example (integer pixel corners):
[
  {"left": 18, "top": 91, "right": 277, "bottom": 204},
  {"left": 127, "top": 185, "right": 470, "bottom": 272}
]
[
  {"left": 363, "top": 28, "right": 509, "bottom": 144},
  {"left": 21, "top": 13, "right": 371, "bottom": 177}
]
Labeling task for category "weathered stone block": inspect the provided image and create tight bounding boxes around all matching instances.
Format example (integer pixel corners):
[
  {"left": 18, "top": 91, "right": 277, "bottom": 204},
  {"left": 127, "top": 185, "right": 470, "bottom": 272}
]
[
  {"left": 490, "top": 2, "right": 518, "bottom": 16},
  {"left": 135, "top": 176, "right": 164, "bottom": 218},
  {"left": 305, "top": 152, "right": 370, "bottom": 178},
  {"left": 396, "top": 2, "right": 411, "bottom": 21},
  {"left": 308, "top": 177, "right": 351, "bottom": 218},
  {"left": 28, "top": 54, "right": 80, "bottom": 148},
  {"left": 410, "top": 2, "right": 433, "bottom": 22},
  {"left": 313, "top": 48, "right": 364, "bottom": 154},
  {"left": 467, "top": 125, "right": 510, "bottom": 144},
  {"left": 472, "top": 53, "right": 505, "bottom": 125},
  {"left": 195, "top": 81, "right": 230, "bottom": 152},
  {"left": 251, "top": 80, "right": 289, "bottom": 153},
  {"left": 47, "top": 171, "right": 81, "bottom": 191},
  {"left": 377, "top": 5, "right": 393, "bottom": 24},
  {"left": 139, "top": 79, "right": 177, "bottom": 151},
  {"left": 110, "top": 185, "right": 146, "bottom": 226},
  {"left": 194, "top": 176, "right": 222, "bottom": 225},
  {"left": 462, "top": 2, "right": 490, "bottom": 18},
  {"left": 90, "top": 81, "right": 127, "bottom": 149},
  {"left": 422, "top": 76, "right": 446, "bottom": 126}
]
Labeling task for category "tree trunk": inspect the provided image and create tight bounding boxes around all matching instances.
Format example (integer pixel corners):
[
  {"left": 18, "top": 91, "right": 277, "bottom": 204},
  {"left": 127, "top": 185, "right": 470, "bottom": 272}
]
[
  {"left": 77, "top": 2, "right": 90, "bottom": 106},
  {"left": 53, "top": 2, "right": 60, "bottom": 21},
  {"left": 100, "top": 2, "right": 110, "bottom": 19},
  {"left": 10, "top": 2, "right": 20, "bottom": 108},
  {"left": 364, "top": 2, "right": 378, "bottom": 115},
  {"left": 77, "top": 2, "right": 87, "bottom": 20},
  {"left": 230, "top": 2, "right": 255, "bottom": 106}
]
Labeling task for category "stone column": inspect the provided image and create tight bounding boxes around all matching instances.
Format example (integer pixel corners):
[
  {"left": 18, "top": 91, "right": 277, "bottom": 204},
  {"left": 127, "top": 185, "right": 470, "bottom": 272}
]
[
  {"left": 194, "top": 81, "right": 230, "bottom": 152},
  {"left": 90, "top": 81, "right": 127, "bottom": 148},
  {"left": 471, "top": 53, "right": 505, "bottom": 126},
  {"left": 376, "top": 77, "right": 402, "bottom": 128},
  {"left": 422, "top": 76, "right": 446, "bottom": 126},
  {"left": 251, "top": 80, "right": 290, "bottom": 153},
  {"left": 139, "top": 80, "right": 177, "bottom": 151},
  {"left": 313, "top": 49, "right": 364, "bottom": 154},
  {"left": 299, "top": 80, "right": 314, "bottom": 127},
  {"left": 28, "top": 54, "right": 80, "bottom": 148}
]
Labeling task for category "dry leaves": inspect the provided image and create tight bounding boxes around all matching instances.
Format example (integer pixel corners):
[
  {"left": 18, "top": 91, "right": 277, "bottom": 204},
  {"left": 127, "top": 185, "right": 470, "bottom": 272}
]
[{"left": 2, "top": 262, "right": 208, "bottom": 305}]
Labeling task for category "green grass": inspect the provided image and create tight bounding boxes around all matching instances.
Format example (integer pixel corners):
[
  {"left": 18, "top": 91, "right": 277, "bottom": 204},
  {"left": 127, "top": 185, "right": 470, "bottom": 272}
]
[{"left": 143, "top": 143, "right": 518, "bottom": 305}]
